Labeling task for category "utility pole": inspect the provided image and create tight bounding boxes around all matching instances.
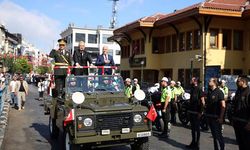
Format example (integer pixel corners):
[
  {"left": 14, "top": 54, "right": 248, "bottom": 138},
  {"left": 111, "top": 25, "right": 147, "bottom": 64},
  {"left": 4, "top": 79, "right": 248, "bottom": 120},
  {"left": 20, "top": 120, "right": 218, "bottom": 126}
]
[{"left": 110, "top": 0, "right": 119, "bottom": 29}]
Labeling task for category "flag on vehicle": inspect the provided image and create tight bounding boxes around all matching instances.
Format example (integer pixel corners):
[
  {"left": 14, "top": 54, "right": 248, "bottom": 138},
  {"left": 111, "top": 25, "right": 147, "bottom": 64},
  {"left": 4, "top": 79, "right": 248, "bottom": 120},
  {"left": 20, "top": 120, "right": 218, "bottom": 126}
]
[
  {"left": 64, "top": 109, "right": 75, "bottom": 126},
  {"left": 146, "top": 105, "right": 157, "bottom": 122}
]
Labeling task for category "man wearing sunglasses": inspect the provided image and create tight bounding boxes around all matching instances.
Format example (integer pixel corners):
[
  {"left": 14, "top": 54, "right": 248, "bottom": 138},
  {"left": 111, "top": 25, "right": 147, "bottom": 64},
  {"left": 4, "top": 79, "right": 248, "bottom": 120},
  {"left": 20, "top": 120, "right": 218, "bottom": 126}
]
[{"left": 49, "top": 39, "right": 72, "bottom": 98}]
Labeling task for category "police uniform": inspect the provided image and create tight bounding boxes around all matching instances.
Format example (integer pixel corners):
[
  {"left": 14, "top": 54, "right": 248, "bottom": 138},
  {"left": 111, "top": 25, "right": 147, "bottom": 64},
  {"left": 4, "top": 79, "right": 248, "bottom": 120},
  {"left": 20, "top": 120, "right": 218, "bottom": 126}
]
[
  {"left": 49, "top": 39, "right": 71, "bottom": 97},
  {"left": 125, "top": 85, "right": 133, "bottom": 99},
  {"left": 161, "top": 86, "right": 171, "bottom": 136},
  {"left": 170, "top": 86, "right": 177, "bottom": 124},
  {"left": 206, "top": 87, "right": 225, "bottom": 150},
  {"left": 232, "top": 86, "right": 250, "bottom": 150}
]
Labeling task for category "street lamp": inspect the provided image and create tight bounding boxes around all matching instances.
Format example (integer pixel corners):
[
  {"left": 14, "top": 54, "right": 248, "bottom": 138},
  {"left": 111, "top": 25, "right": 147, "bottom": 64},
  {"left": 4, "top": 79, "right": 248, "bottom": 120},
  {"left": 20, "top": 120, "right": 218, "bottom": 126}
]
[{"left": 141, "top": 60, "right": 144, "bottom": 85}]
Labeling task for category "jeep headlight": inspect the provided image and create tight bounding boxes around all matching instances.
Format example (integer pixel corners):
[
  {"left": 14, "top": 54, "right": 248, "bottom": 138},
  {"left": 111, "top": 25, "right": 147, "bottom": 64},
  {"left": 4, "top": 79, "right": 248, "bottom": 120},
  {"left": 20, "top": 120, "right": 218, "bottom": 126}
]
[
  {"left": 133, "top": 114, "right": 142, "bottom": 123},
  {"left": 83, "top": 118, "right": 93, "bottom": 127}
]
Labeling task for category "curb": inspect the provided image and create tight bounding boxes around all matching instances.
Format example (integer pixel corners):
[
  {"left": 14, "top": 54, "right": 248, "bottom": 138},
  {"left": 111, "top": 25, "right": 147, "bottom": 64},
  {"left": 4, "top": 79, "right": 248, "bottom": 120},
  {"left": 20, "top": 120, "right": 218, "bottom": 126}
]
[{"left": 0, "top": 97, "right": 10, "bottom": 150}]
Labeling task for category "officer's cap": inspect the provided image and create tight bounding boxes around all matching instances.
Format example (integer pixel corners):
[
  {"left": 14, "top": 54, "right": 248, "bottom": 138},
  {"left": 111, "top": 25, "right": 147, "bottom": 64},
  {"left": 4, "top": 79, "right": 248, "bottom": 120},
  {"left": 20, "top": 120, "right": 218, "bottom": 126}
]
[
  {"left": 125, "top": 78, "right": 131, "bottom": 82},
  {"left": 58, "top": 39, "right": 67, "bottom": 45}
]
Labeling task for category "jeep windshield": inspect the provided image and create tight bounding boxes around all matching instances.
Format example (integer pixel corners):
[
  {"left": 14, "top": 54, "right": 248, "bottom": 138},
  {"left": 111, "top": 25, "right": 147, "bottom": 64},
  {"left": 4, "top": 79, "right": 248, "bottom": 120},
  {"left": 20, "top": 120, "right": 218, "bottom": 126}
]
[{"left": 67, "top": 75, "right": 125, "bottom": 93}]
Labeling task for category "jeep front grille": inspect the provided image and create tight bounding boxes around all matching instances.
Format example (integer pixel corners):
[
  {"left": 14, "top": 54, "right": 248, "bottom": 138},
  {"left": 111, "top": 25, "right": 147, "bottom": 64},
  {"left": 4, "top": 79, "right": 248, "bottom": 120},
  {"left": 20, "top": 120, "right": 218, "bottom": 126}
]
[{"left": 96, "top": 113, "right": 132, "bottom": 131}]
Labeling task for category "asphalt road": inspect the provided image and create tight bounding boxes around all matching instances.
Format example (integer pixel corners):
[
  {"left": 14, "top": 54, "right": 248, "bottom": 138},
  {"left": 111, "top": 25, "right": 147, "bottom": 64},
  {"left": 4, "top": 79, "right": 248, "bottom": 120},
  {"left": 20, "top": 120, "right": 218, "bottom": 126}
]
[{"left": 2, "top": 85, "right": 239, "bottom": 150}]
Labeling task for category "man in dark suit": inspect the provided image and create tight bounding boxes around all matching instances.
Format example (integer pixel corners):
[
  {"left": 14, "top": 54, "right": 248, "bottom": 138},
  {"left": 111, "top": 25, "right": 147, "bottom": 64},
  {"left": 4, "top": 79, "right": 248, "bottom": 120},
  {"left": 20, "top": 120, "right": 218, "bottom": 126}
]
[
  {"left": 49, "top": 39, "right": 71, "bottom": 98},
  {"left": 96, "top": 46, "right": 115, "bottom": 75},
  {"left": 73, "top": 41, "right": 92, "bottom": 75}
]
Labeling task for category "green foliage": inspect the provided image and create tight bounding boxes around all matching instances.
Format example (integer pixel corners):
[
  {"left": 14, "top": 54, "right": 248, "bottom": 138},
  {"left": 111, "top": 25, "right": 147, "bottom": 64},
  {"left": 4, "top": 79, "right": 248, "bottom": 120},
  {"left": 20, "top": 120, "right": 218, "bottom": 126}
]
[
  {"left": 13, "top": 58, "right": 32, "bottom": 74},
  {"left": 2, "top": 57, "right": 14, "bottom": 73},
  {"left": 35, "top": 66, "right": 51, "bottom": 75}
]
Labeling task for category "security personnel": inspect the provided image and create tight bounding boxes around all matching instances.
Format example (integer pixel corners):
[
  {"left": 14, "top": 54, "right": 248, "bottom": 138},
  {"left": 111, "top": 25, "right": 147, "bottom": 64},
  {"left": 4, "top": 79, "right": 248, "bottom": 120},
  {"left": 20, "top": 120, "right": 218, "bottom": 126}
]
[
  {"left": 125, "top": 78, "right": 132, "bottom": 99},
  {"left": 220, "top": 80, "right": 229, "bottom": 100},
  {"left": 186, "top": 77, "right": 204, "bottom": 150},
  {"left": 170, "top": 81, "right": 178, "bottom": 124},
  {"left": 206, "top": 78, "right": 225, "bottom": 150},
  {"left": 132, "top": 78, "right": 140, "bottom": 94},
  {"left": 160, "top": 77, "right": 171, "bottom": 137},
  {"left": 49, "top": 39, "right": 71, "bottom": 98},
  {"left": 175, "top": 81, "right": 185, "bottom": 98},
  {"left": 232, "top": 76, "right": 250, "bottom": 150}
]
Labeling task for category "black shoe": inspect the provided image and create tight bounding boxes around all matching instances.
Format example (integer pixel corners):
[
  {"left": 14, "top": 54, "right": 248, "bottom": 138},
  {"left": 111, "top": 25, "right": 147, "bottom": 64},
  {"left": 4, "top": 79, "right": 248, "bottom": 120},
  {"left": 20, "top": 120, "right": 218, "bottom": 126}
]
[
  {"left": 186, "top": 143, "right": 195, "bottom": 149},
  {"left": 159, "top": 132, "right": 169, "bottom": 138}
]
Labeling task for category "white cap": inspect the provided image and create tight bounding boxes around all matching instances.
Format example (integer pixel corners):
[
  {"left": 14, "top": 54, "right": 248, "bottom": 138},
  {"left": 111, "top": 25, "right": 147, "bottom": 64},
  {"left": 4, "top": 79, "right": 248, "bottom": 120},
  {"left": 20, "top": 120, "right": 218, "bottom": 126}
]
[
  {"left": 221, "top": 80, "right": 226, "bottom": 83},
  {"left": 170, "top": 80, "right": 176, "bottom": 84},
  {"left": 161, "top": 77, "right": 168, "bottom": 82},
  {"left": 133, "top": 78, "right": 138, "bottom": 82},
  {"left": 125, "top": 78, "right": 131, "bottom": 82},
  {"left": 177, "top": 81, "right": 181, "bottom": 85}
]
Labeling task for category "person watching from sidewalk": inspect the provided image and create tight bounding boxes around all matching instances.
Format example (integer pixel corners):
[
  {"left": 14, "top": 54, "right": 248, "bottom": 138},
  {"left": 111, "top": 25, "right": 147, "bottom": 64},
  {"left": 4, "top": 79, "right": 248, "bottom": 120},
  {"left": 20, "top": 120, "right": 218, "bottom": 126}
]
[
  {"left": 160, "top": 77, "right": 171, "bottom": 138},
  {"left": 206, "top": 77, "right": 226, "bottom": 150},
  {"left": 96, "top": 45, "right": 115, "bottom": 75},
  {"left": 73, "top": 41, "right": 93, "bottom": 75},
  {"left": 186, "top": 77, "right": 205, "bottom": 150},
  {"left": 232, "top": 75, "right": 250, "bottom": 150},
  {"left": 132, "top": 78, "right": 140, "bottom": 95},
  {"left": 15, "top": 75, "right": 29, "bottom": 110},
  {"left": 170, "top": 80, "right": 178, "bottom": 125},
  {"left": 9, "top": 76, "right": 18, "bottom": 107},
  {"left": 38, "top": 78, "right": 45, "bottom": 101},
  {"left": 49, "top": 39, "right": 71, "bottom": 98}
]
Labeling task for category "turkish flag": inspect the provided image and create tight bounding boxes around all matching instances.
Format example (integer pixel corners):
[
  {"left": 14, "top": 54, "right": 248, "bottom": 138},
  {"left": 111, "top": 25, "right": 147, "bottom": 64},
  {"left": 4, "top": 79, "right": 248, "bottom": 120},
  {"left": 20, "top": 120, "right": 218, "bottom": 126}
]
[
  {"left": 146, "top": 105, "right": 157, "bottom": 122},
  {"left": 64, "top": 109, "right": 75, "bottom": 126}
]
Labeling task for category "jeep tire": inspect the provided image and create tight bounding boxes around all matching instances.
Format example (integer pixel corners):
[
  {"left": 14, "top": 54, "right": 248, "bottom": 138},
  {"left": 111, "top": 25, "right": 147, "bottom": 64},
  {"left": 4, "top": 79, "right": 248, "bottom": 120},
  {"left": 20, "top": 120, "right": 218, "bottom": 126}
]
[
  {"left": 64, "top": 130, "right": 80, "bottom": 150},
  {"left": 49, "top": 116, "right": 59, "bottom": 139},
  {"left": 131, "top": 137, "right": 149, "bottom": 150}
]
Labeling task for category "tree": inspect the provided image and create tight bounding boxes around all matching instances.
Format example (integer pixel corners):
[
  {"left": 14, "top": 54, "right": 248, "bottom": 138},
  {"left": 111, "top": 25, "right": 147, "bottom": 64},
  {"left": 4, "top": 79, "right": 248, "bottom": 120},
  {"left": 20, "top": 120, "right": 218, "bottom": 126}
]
[
  {"left": 13, "top": 58, "right": 32, "bottom": 74},
  {"left": 35, "top": 66, "right": 51, "bottom": 75},
  {"left": 2, "top": 57, "right": 15, "bottom": 73}
]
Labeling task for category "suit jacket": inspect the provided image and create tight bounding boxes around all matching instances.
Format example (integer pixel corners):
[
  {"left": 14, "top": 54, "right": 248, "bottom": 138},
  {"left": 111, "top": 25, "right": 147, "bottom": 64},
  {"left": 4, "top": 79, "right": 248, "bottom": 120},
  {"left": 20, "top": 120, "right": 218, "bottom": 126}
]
[
  {"left": 73, "top": 49, "right": 92, "bottom": 75},
  {"left": 15, "top": 80, "right": 29, "bottom": 94},
  {"left": 95, "top": 54, "right": 115, "bottom": 75},
  {"left": 49, "top": 49, "right": 72, "bottom": 76}
]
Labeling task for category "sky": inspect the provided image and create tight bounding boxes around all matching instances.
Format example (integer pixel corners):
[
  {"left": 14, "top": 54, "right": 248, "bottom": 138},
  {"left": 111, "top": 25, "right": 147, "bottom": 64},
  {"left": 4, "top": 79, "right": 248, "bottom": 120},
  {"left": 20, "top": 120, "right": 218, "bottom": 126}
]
[{"left": 0, "top": 0, "right": 202, "bottom": 53}]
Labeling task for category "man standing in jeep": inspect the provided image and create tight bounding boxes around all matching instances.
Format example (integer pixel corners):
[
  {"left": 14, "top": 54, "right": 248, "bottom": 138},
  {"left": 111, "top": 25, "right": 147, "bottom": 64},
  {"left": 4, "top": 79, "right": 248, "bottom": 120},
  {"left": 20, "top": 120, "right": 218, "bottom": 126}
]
[{"left": 49, "top": 39, "right": 71, "bottom": 97}]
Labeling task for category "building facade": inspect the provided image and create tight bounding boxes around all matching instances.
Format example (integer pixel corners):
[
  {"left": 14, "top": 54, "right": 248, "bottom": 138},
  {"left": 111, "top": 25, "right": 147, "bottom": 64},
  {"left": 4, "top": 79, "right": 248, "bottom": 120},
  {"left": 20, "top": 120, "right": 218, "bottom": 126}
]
[
  {"left": 111, "top": 0, "right": 250, "bottom": 88},
  {"left": 60, "top": 25, "right": 121, "bottom": 65}
]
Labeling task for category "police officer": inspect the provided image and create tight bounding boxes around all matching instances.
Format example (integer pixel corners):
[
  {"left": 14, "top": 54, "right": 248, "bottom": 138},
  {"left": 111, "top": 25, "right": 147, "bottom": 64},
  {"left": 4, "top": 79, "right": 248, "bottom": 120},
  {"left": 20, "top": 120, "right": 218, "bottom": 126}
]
[
  {"left": 49, "top": 39, "right": 71, "bottom": 98},
  {"left": 232, "top": 76, "right": 250, "bottom": 150},
  {"left": 186, "top": 77, "right": 204, "bottom": 150},
  {"left": 170, "top": 80, "right": 177, "bottom": 124},
  {"left": 160, "top": 77, "right": 171, "bottom": 137},
  {"left": 132, "top": 78, "right": 140, "bottom": 94},
  {"left": 175, "top": 81, "right": 185, "bottom": 98},
  {"left": 125, "top": 78, "right": 132, "bottom": 99},
  {"left": 220, "top": 80, "right": 229, "bottom": 100},
  {"left": 206, "top": 78, "right": 226, "bottom": 150},
  {"left": 73, "top": 41, "right": 93, "bottom": 75}
]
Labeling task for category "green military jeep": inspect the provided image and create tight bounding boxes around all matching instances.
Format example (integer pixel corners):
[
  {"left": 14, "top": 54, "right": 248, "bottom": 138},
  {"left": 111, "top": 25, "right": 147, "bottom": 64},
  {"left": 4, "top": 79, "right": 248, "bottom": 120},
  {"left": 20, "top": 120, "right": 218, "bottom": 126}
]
[{"left": 48, "top": 74, "right": 151, "bottom": 150}]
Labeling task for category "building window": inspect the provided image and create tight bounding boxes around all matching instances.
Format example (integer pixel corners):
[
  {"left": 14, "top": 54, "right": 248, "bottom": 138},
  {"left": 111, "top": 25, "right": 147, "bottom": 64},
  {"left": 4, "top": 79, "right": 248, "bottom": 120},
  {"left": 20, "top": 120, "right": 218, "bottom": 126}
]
[
  {"left": 121, "top": 70, "right": 130, "bottom": 80},
  {"left": 194, "top": 30, "right": 201, "bottom": 49},
  {"left": 108, "top": 49, "right": 113, "bottom": 56},
  {"left": 179, "top": 32, "right": 185, "bottom": 51},
  {"left": 178, "top": 69, "right": 185, "bottom": 85},
  {"left": 233, "top": 69, "right": 243, "bottom": 75},
  {"left": 221, "top": 69, "right": 231, "bottom": 75},
  {"left": 210, "top": 29, "right": 219, "bottom": 49},
  {"left": 115, "top": 50, "right": 120, "bottom": 55},
  {"left": 132, "top": 38, "right": 144, "bottom": 55},
  {"left": 165, "top": 35, "right": 171, "bottom": 53},
  {"left": 121, "top": 45, "right": 130, "bottom": 58},
  {"left": 152, "top": 37, "right": 165, "bottom": 54},
  {"left": 186, "top": 31, "right": 193, "bottom": 50},
  {"left": 88, "top": 34, "right": 97, "bottom": 44},
  {"left": 233, "top": 30, "right": 243, "bottom": 50},
  {"left": 102, "top": 34, "right": 112, "bottom": 44},
  {"left": 163, "top": 69, "right": 173, "bottom": 79},
  {"left": 172, "top": 34, "right": 177, "bottom": 52},
  {"left": 75, "top": 33, "right": 85, "bottom": 42},
  {"left": 222, "top": 29, "right": 232, "bottom": 50}
]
